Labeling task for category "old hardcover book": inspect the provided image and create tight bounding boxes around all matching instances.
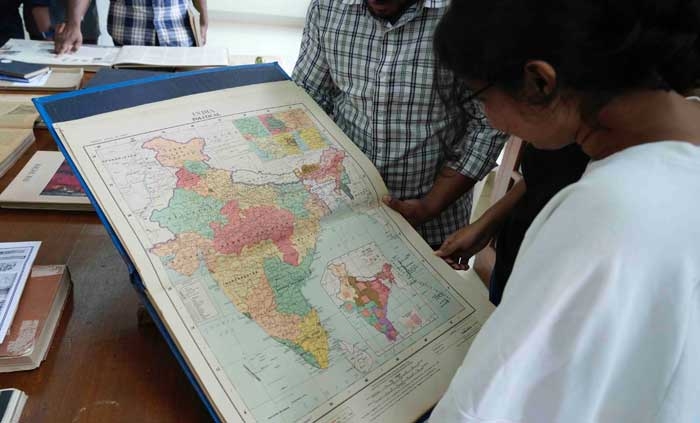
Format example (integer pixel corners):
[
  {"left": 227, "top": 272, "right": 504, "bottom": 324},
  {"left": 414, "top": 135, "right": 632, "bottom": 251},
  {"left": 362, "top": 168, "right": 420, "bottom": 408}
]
[
  {"left": 0, "top": 265, "right": 71, "bottom": 372},
  {"left": 38, "top": 66, "right": 494, "bottom": 423},
  {"left": 0, "top": 129, "right": 34, "bottom": 178},
  {"left": 0, "top": 151, "right": 91, "bottom": 211}
]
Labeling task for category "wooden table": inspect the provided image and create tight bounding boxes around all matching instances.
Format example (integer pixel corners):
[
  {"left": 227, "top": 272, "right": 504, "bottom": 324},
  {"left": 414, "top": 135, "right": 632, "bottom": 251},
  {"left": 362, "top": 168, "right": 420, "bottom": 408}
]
[{"left": 0, "top": 91, "right": 212, "bottom": 421}]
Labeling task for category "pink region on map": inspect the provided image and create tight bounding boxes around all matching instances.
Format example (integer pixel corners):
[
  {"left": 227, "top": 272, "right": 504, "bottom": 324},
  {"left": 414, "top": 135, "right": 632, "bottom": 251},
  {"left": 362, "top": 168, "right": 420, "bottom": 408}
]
[
  {"left": 211, "top": 200, "right": 299, "bottom": 265},
  {"left": 175, "top": 168, "right": 202, "bottom": 189}
]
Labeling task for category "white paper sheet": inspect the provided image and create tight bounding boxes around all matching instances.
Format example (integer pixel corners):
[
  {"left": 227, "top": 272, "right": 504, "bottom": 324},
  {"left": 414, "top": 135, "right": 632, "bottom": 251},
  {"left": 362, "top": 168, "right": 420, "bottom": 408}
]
[{"left": 0, "top": 241, "right": 41, "bottom": 344}]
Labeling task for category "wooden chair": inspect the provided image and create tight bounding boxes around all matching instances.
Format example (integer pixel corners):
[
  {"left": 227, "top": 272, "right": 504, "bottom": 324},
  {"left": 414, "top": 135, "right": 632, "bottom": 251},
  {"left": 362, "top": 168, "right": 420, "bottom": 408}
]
[{"left": 473, "top": 136, "right": 525, "bottom": 285}]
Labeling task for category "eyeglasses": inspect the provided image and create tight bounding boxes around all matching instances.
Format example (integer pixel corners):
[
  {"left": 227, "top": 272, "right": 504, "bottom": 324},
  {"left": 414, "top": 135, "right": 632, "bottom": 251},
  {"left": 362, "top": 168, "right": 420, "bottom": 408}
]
[{"left": 464, "top": 83, "right": 493, "bottom": 120}]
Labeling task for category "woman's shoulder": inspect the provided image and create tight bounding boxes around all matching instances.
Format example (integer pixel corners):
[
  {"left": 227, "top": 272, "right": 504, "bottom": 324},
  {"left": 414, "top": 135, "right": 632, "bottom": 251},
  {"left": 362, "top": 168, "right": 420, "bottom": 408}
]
[{"left": 524, "top": 142, "right": 700, "bottom": 256}]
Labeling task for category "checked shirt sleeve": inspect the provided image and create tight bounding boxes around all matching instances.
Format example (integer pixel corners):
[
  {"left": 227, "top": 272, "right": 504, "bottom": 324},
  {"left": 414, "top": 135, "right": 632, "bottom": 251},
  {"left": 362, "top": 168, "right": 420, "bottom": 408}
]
[
  {"left": 292, "top": 0, "right": 340, "bottom": 115},
  {"left": 445, "top": 101, "right": 509, "bottom": 181}
]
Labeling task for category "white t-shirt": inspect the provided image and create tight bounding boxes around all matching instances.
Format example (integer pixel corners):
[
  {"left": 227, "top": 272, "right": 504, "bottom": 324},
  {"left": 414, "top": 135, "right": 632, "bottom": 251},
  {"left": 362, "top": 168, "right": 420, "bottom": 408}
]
[{"left": 431, "top": 141, "right": 700, "bottom": 422}]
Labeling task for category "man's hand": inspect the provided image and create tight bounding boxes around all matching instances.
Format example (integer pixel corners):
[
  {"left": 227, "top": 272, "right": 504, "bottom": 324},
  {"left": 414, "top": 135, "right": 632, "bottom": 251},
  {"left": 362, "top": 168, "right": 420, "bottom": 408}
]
[
  {"left": 435, "top": 220, "right": 495, "bottom": 271},
  {"left": 54, "top": 22, "right": 83, "bottom": 54},
  {"left": 382, "top": 196, "right": 437, "bottom": 227}
]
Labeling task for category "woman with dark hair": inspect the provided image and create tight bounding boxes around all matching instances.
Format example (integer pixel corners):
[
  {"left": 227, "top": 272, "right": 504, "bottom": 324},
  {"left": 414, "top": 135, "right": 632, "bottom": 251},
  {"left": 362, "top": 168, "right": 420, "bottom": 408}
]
[{"left": 429, "top": 0, "right": 700, "bottom": 421}]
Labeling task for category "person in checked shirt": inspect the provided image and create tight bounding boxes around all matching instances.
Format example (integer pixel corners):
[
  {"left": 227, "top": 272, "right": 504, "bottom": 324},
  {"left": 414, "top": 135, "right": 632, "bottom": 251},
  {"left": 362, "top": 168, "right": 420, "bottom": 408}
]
[
  {"left": 293, "top": 0, "right": 507, "bottom": 248},
  {"left": 53, "top": 0, "right": 207, "bottom": 52}
]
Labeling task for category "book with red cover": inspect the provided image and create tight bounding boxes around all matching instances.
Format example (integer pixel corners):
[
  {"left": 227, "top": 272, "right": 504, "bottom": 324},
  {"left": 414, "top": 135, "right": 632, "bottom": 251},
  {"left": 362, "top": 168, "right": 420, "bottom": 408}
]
[
  {"left": 0, "top": 265, "right": 71, "bottom": 372},
  {"left": 0, "top": 151, "right": 92, "bottom": 211}
]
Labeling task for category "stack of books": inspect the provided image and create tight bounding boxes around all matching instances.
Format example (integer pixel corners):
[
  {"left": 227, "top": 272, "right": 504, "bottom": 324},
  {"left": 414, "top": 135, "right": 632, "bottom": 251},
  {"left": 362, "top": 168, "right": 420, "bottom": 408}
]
[
  {"left": 0, "top": 60, "right": 49, "bottom": 83},
  {"left": 0, "top": 97, "right": 38, "bottom": 177},
  {"left": 0, "top": 59, "right": 82, "bottom": 92}
]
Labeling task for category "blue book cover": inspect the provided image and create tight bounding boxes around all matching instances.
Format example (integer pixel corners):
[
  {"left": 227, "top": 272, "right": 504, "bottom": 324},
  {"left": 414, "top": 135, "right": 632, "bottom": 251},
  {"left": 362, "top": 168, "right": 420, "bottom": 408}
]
[{"left": 0, "top": 60, "right": 49, "bottom": 79}]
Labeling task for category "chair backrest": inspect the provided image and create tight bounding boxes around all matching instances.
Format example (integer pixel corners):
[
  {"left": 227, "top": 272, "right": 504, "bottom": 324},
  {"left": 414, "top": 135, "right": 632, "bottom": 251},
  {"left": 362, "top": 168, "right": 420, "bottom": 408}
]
[{"left": 473, "top": 135, "right": 525, "bottom": 285}]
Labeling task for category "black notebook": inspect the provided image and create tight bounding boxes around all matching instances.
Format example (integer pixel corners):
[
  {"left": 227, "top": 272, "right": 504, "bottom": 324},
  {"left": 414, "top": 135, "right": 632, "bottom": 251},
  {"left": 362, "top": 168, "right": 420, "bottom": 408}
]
[
  {"left": 0, "top": 59, "right": 49, "bottom": 79},
  {"left": 0, "top": 388, "right": 27, "bottom": 423}
]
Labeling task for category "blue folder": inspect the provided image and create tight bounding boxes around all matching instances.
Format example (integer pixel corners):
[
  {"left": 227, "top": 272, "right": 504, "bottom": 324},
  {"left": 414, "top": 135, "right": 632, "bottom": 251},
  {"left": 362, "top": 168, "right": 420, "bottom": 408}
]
[{"left": 33, "top": 64, "right": 290, "bottom": 423}]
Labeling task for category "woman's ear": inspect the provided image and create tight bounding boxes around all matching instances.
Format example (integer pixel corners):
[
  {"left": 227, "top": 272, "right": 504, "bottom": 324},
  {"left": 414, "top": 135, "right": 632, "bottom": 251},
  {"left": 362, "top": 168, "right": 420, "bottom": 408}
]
[{"left": 523, "top": 60, "right": 558, "bottom": 102}]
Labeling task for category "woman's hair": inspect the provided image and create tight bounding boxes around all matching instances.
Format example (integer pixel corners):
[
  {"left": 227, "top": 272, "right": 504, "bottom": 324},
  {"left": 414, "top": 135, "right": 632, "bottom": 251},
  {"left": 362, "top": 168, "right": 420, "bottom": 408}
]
[{"left": 432, "top": 0, "right": 700, "bottom": 152}]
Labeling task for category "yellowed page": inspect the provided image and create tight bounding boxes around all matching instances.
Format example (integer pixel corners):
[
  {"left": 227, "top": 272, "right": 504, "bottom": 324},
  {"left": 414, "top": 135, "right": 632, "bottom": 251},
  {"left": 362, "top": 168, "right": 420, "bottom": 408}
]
[{"left": 53, "top": 80, "right": 492, "bottom": 423}]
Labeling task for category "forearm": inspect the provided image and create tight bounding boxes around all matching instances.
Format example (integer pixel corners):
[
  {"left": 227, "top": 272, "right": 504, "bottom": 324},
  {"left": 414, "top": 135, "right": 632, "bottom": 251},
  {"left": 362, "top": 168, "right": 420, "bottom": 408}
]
[
  {"left": 193, "top": 0, "right": 208, "bottom": 24},
  {"left": 423, "top": 167, "right": 477, "bottom": 218},
  {"left": 66, "top": 0, "right": 90, "bottom": 25},
  {"left": 476, "top": 178, "right": 526, "bottom": 231},
  {"left": 31, "top": 6, "right": 51, "bottom": 33}
]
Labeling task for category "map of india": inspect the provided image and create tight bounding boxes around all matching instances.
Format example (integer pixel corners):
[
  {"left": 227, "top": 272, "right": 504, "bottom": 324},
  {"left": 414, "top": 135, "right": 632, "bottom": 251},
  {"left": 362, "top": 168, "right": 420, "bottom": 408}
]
[
  {"left": 85, "top": 104, "right": 472, "bottom": 422},
  {"left": 146, "top": 134, "right": 348, "bottom": 369}
]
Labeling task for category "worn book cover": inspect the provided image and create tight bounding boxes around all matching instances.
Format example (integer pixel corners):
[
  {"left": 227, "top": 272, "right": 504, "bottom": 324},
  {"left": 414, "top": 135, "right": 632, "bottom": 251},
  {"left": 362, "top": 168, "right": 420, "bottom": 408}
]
[{"left": 0, "top": 265, "right": 71, "bottom": 372}]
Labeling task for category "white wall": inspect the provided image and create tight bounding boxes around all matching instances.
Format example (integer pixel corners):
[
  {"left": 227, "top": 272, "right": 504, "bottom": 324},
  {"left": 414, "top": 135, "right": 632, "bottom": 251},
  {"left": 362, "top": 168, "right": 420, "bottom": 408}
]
[{"left": 207, "top": 0, "right": 310, "bottom": 21}]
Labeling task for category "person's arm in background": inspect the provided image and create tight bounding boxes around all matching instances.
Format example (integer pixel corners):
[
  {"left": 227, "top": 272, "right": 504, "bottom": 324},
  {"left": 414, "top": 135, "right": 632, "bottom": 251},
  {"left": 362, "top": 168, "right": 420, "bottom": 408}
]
[
  {"left": 384, "top": 107, "right": 508, "bottom": 226},
  {"left": 53, "top": 0, "right": 89, "bottom": 53},
  {"left": 436, "top": 179, "right": 526, "bottom": 270},
  {"left": 30, "top": 0, "right": 52, "bottom": 37},
  {"left": 291, "top": 0, "right": 340, "bottom": 116},
  {"left": 193, "top": 0, "right": 208, "bottom": 45}
]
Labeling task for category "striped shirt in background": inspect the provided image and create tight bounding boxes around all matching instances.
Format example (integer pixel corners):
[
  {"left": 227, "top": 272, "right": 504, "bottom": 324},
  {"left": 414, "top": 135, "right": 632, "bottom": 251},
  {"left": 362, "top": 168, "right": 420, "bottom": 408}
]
[
  {"left": 108, "top": 0, "right": 194, "bottom": 46},
  {"left": 293, "top": 0, "right": 507, "bottom": 246}
]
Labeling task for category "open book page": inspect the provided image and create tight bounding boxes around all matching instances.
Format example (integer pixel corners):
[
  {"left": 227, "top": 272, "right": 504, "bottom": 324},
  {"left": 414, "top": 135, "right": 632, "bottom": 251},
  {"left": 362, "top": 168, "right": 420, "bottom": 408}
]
[
  {"left": 53, "top": 80, "right": 493, "bottom": 422},
  {"left": 0, "top": 39, "right": 118, "bottom": 68},
  {"left": 114, "top": 46, "right": 229, "bottom": 68}
]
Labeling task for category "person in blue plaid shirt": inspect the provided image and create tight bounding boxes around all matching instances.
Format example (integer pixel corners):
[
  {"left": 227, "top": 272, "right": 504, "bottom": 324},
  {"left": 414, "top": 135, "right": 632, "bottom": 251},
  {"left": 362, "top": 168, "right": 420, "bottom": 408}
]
[
  {"left": 293, "top": 0, "right": 508, "bottom": 248},
  {"left": 53, "top": 0, "right": 207, "bottom": 52}
]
